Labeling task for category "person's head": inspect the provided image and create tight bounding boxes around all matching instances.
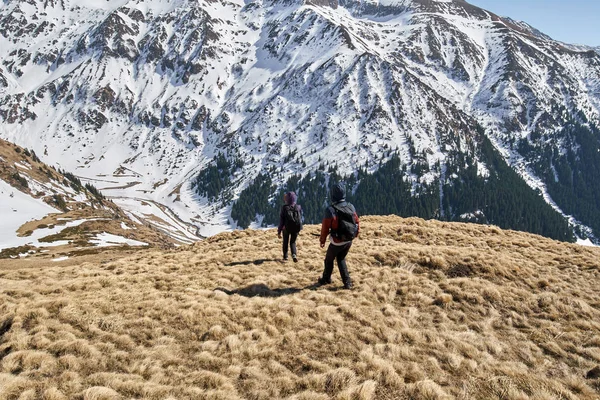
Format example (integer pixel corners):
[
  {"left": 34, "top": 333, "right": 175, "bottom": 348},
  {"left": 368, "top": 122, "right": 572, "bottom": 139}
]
[
  {"left": 330, "top": 182, "right": 346, "bottom": 203},
  {"left": 286, "top": 191, "right": 297, "bottom": 205}
]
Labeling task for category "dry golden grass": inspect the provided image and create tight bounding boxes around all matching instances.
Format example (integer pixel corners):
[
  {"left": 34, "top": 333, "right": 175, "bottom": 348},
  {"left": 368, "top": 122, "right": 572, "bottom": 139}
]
[{"left": 1, "top": 216, "right": 600, "bottom": 399}]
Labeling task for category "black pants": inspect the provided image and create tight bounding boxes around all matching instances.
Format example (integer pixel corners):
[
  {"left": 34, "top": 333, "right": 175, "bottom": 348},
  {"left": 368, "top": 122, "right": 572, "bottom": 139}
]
[
  {"left": 282, "top": 230, "right": 298, "bottom": 258},
  {"left": 322, "top": 242, "right": 352, "bottom": 284}
]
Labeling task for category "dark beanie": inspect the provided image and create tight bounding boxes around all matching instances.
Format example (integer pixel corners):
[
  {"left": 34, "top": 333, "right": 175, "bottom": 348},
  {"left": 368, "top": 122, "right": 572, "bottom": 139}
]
[
  {"left": 286, "top": 191, "right": 297, "bottom": 205},
  {"left": 330, "top": 182, "right": 345, "bottom": 203}
]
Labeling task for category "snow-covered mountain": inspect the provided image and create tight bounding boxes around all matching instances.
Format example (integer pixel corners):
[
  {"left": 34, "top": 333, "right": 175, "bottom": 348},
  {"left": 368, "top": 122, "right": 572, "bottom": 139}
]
[
  {"left": 1, "top": 0, "right": 599, "bottom": 240},
  {"left": 0, "top": 138, "right": 183, "bottom": 258}
]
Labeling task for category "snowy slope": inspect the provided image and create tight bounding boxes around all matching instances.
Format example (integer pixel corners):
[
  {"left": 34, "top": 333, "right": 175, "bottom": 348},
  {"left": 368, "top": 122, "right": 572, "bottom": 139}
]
[
  {"left": 0, "top": 179, "right": 59, "bottom": 250},
  {"left": 1, "top": 0, "right": 599, "bottom": 238},
  {"left": 0, "top": 139, "right": 182, "bottom": 253}
]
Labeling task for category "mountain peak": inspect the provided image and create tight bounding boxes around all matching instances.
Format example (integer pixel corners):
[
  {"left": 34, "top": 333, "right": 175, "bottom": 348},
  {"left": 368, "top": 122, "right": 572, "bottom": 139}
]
[
  {"left": 500, "top": 17, "right": 553, "bottom": 41},
  {"left": 305, "top": 0, "right": 339, "bottom": 8},
  {"left": 0, "top": 0, "right": 599, "bottom": 242}
]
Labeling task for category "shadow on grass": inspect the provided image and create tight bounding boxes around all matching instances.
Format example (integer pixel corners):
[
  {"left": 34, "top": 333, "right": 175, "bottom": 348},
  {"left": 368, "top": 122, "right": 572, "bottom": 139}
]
[
  {"left": 225, "top": 259, "right": 280, "bottom": 267},
  {"left": 215, "top": 283, "right": 337, "bottom": 298}
]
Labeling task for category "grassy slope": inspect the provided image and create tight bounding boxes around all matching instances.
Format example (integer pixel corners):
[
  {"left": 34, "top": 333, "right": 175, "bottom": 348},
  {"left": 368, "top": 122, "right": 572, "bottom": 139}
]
[{"left": 1, "top": 216, "right": 600, "bottom": 399}]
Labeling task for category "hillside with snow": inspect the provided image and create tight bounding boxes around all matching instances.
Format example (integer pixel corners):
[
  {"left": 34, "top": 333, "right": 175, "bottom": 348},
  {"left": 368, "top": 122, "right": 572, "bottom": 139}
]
[
  {"left": 1, "top": 0, "right": 599, "bottom": 240},
  {"left": 0, "top": 139, "right": 178, "bottom": 259},
  {"left": 0, "top": 178, "right": 59, "bottom": 250}
]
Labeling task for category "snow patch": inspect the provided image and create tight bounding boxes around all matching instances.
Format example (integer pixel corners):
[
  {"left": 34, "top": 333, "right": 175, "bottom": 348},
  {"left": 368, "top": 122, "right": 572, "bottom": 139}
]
[
  {"left": 577, "top": 238, "right": 598, "bottom": 247},
  {"left": 112, "top": 197, "right": 200, "bottom": 242},
  {"left": 15, "top": 162, "right": 31, "bottom": 170},
  {"left": 0, "top": 181, "right": 105, "bottom": 250},
  {"left": 477, "top": 162, "right": 490, "bottom": 178},
  {"left": 0, "top": 179, "right": 59, "bottom": 250},
  {"left": 90, "top": 232, "right": 148, "bottom": 247}
]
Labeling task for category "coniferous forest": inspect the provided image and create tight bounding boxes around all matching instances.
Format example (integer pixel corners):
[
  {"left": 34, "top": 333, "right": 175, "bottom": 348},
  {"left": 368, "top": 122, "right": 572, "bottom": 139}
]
[
  {"left": 532, "top": 123, "right": 600, "bottom": 237},
  {"left": 443, "top": 137, "right": 574, "bottom": 242},
  {"left": 225, "top": 135, "right": 576, "bottom": 242},
  {"left": 193, "top": 121, "right": 600, "bottom": 243}
]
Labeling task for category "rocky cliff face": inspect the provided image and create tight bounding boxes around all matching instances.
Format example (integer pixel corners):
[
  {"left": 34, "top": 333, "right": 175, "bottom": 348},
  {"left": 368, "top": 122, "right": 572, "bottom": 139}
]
[{"left": 1, "top": 0, "right": 599, "bottom": 239}]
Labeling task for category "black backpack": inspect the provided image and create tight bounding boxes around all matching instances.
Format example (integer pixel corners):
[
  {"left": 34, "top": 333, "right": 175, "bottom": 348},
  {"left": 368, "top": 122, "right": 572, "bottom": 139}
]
[
  {"left": 330, "top": 204, "right": 358, "bottom": 241},
  {"left": 284, "top": 205, "right": 302, "bottom": 233}
]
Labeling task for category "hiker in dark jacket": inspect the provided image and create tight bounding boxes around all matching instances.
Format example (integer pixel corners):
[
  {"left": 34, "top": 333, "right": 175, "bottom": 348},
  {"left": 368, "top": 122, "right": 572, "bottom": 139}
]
[
  {"left": 318, "top": 182, "right": 360, "bottom": 289},
  {"left": 278, "top": 191, "right": 302, "bottom": 262}
]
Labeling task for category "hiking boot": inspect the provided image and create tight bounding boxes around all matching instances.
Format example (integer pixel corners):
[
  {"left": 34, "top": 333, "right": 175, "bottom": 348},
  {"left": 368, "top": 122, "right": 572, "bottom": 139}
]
[
  {"left": 283, "top": 256, "right": 288, "bottom": 262},
  {"left": 343, "top": 281, "right": 354, "bottom": 290},
  {"left": 317, "top": 277, "right": 332, "bottom": 285},
  {"left": 292, "top": 254, "right": 298, "bottom": 263}
]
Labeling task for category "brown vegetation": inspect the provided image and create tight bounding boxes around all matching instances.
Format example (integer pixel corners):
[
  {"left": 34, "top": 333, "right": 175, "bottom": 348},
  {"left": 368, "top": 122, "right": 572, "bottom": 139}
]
[{"left": 1, "top": 216, "right": 600, "bottom": 399}]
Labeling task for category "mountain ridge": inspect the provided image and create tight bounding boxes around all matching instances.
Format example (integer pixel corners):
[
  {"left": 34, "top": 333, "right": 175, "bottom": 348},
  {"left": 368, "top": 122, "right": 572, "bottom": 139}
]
[{"left": 1, "top": 0, "right": 599, "bottom": 240}]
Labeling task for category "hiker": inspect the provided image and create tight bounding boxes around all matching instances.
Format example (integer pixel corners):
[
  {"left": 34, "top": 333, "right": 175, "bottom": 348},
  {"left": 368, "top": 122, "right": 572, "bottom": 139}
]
[
  {"left": 318, "top": 182, "right": 360, "bottom": 290},
  {"left": 278, "top": 191, "right": 303, "bottom": 262}
]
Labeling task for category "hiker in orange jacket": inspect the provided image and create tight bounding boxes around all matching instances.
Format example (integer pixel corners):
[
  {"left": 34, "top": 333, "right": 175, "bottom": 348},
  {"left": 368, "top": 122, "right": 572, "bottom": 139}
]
[{"left": 318, "top": 182, "right": 359, "bottom": 290}]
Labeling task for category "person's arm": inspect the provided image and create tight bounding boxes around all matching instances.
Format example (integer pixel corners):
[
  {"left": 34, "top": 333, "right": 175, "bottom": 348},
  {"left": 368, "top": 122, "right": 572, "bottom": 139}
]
[
  {"left": 278, "top": 206, "right": 285, "bottom": 236},
  {"left": 320, "top": 207, "right": 333, "bottom": 247},
  {"left": 298, "top": 205, "right": 304, "bottom": 228}
]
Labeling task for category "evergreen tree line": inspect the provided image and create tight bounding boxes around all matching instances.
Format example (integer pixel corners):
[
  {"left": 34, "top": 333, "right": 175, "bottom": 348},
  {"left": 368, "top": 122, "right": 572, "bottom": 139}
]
[
  {"left": 85, "top": 183, "right": 104, "bottom": 201},
  {"left": 443, "top": 137, "right": 574, "bottom": 242},
  {"left": 533, "top": 122, "right": 600, "bottom": 237},
  {"left": 230, "top": 173, "right": 274, "bottom": 228},
  {"left": 350, "top": 156, "right": 440, "bottom": 219},
  {"left": 62, "top": 171, "right": 83, "bottom": 191},
  {"left": 230, "top": 137, "right": 575, "bottom": 242},
  {"left": 193, "top": 153, "right": 233, "bottom": 201},
  {"left": 60, "top": 169, "right": 104, "bottom": 201},
  {"left": 264, "top": 171, "right": 331, "bottom": 225}
]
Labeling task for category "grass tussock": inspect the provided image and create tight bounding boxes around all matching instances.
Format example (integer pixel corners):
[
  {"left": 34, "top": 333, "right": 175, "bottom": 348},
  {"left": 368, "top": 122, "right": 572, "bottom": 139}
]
[{"left": 1, "top": 216, "right": 600, "bottom": 399}]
